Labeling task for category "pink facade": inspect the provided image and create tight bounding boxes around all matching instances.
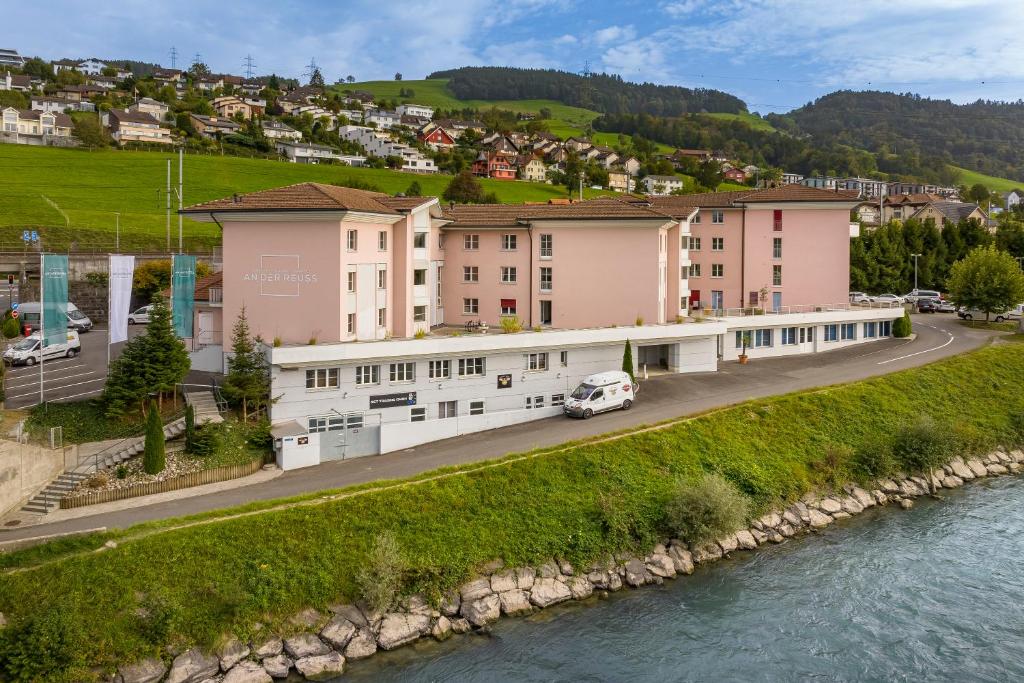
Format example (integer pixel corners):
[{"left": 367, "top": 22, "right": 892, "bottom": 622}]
[
  {"left": 688, "top": 208, "right": 744, "bottom": 309},
  {"left": 441, "top": 228, "right": 532, "bottom": 326}
]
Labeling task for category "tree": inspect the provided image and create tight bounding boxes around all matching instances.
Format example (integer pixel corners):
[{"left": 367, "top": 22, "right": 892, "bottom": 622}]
[
  {"left": 72, "top": 117, "right": 111, "bottom": 148},
  {"left": 142, "top": 402, "right": 166, "bottom": 475},
  {"left": 268, "top": 74, "right": 280, "bottom": 91},
  {"left": 442, "top": 171, "right": 487, "bottom": 204},
  {"left": 695, "top": 160, "right": 724, "bottom": 191},
  {"left": 189, "top": 61, "right": 211, "bottom": 78},
  {"left": 0, "top": 90, "right": 28, "bottom": 110},
  {"left": 893, "top": 309, "right": 912, "bottom": 338},
  {"left": 946, "top": 244, "right": 1024, "bottom": 320},
  {"left": 405, "top": 180, "right": 422, "bottom": 196},
  {"left": 309, "top": 67, "right": 324, "bottom": 89},
  {"left": 222, "top": 307, "right": 270, "bottom": 420},
  {"left": 967, "top": 183, "right": 990, "bottom": 205},
  {"left": 346, "top": 75, "right": 355, "bottom": 83},
  {"left": 141, "top": 298, "right": 191, "bottom": 408},
  {"left": 621, "top": 339, "right": 634, "bottom": 380},
  {"left": 394, "top": 72, "right": 403, "bottom": 81}
]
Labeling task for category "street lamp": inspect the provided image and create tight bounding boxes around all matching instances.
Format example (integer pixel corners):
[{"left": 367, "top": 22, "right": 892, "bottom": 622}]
[
  {"left": 115, "top": 212, "right": 120, "bottom": 253},
  {"left": 911, "top": 253, "right": 921, "bottom": 290}
]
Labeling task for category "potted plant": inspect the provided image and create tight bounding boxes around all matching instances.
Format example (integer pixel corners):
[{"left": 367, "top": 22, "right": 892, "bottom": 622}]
[{"left": 738, "top": 331, "right": 751, "bottom": 364}]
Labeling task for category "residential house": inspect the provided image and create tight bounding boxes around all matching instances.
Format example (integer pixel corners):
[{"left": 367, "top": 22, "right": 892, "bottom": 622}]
[
  {"left": 276, "top": 141, "right": 342, "bottom": 164},
  {"left": 608, "top": 170, "right": 632, "bottom": 192},
  {"left": 1005, "top": 189, "right": 1024, "bottom": 210},
  {"left": 564, "top": 136, "right": 592, "bottom": 152},
  {"left": 670, "top": 149, "right": 711, "bottom": 164},
  {"left": 396, "top": 103, "right": 435, "bottom": 119},
  {"left": 620, "top": 156, "right": 641, "bottom": 176},
  {"left": 487, "top": 135, "right": 519, "bottom": 156},
  {"left": 595, "top": 149, "right": 620, "bottom": 169},
  {"left": 30, "top": 95, "right": 93, "bottom": 113},
  {"left": 240, "top": 82, "right": 263, "bottom": 97},
  {"left": 711, "top": 150, "right": 729, "bottom": 162},
  {"left": 338, "top": 109, "right": 363, "bottom": 123},
  {"left": 837, "top": 177, "right": 886, "bottom": 198},
  {"left": 400, "top": 114, "right": 430, "bottom": 128},
  {"left": 195, "top": 75, "right": 225, "bottom": 92},
  {"left": 243, "top": 98, "right": 266, "bottom": 117},
  {"left": 419, "top": 126, "right": 456, "bottom": 150},
  {"left": 423, "top": 118, "right": 485, "bottom": 139},
  {"left": 56, "top": 84, "right": 104, "bottom": 102},
  {"left": 211, "top": 95, "right": 253, "bottom": 120},
  {"left": 76, "top": 58, "right": 107, "bottom": 75},
  {"left": 87, "top": 74, "right": 118, "bottom": 90},
  {"left": 129, "top": 97, "right": 170, "bottom": 121},
  {"left": 103, "top": 109, "right": 173, "bottom": 145},
  {"left": 514, "top": 154, "right": 548, "bottom": 183},
  {"left": 220, "top": 74, "right": 244, "bottom": 89},
  {"left": 262, "top": 119, "right": 302, "bottom": 141},
  {"left": 346, "top": 90, "right": 375, "bottom": 104},
  {"left": 781, "top": 172, "right": 804, "bottom": 185},
  {"left": 0, "top": 72, "right": 30, "bottom": 92},
  {"left": 0, "top": 49, "right": 26, "bottom": 68},
  {"left": 800, "top": 176, "right": 837, "bottom": 191},
  {"left": 579, "top": 146, "right": 602, "bottom": 161},
  {"left": 189, "top": 114, "right": 241, "bottom": 138},
  {"left": 1, "top": 107, "right": 74, "bottom": 145},
  {"left": 723, "top": 167, "right": 747, "bottom": 183},
  {"left": 364, "top": 109, "right": 400, "bottom": 129},
  {"left": 51, "top": 58, "right": 81, "bottom": 74},
  {"left": 339, "top": 125, "right": 436, "bottom": 173},
  {"left": 909, "top": 201, "right": 988, "bottom": 229},
  {"left": 472, "top": 151, "right": 516, "bottom": 180},
  {"left": 854, "top": 202, "right": 882, "bottom": 226},
  {"left": 290, "top": 105, "right": 337, "bottom": 128},
  {"left": 642, "top": 175, "right": 685, "bottom": 195}
]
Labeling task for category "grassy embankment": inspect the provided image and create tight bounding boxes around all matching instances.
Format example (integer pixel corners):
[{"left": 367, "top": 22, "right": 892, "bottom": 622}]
[
  {"left": 1, "top": 340, "right": 1024, "bottom": 680},
  {"left": 951, "top": 165, "right": 1023, "bottom": 193}
]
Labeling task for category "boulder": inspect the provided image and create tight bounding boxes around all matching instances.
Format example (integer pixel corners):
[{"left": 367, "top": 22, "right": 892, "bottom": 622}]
[
  {"left": 758, "top": 512, "right": 782, "bottom": 529},
  {"left": 750, "top": 528, "right": 768, "bottom": 545},
  {"left": 343, "top": 629, "right": 377, "bottom": 660},
  {"left": 320, "top": 615, "right": 357, "bottom": 650},
  {"left": 984, "top": 452, "right": 999, "bottom": 465},
  {"left": 807, "top": 509, "right": 833, "bottom": 528},
  {"left": 818, "top": 498, "right": 842, "bottom": 514},
  {"left": 872, "top": 490, "right": 888, "bottom": 505},
  {"left": 558, "top": 559, "right": 574, "bottom": 576},
  {"left": 261, "top": 655, "right": 292, "bottom": 679},
  {"left": 778, "top": 523, "right": 795, "bottom": 538},
  {"left": 118, "top": 658, "right": 167, "bottom": 683},
  {"left": 222, "top": 661, "right": 272, "bottom": 683},
  {"left": 294, "top": 652, "right": 345, "bottom": 681},
  {"left": 514, "top": 567, "right": 536, "bottom": 591},
  {"left": 734, "top": 530, "right": 758, "bottom": 550},
  {"left": 899, "top": 498, "right": 914, "bottom": 509},
  {"left": 832, "top": 511, "right": 851, "bottom": 520},
  {"left": 997, "top": 451, "right": 1012, "bottom": 464},
  {"left": 283, "top": 634, "right": 330, "bottom": 660},
  {"left": 376, "top": 613, "right": 431, "bottom": 651},
  {"left": 166, "top": 649, "right": 220, "bottom": 683},
  {"left": 967, "top": 459, "right": 988, "bottom": 477},
  {"left": 1009, "top": 463, "right": 1022, "bottom": 474},
  {"left": 1010, "top": 449, "right": 1024, "bottom": 463},
  {"left": 987, "top": 463, "right": 1009, "bottom": 476},
  {"left": 439, "top": 591, "right": 461, "bottom": 617},
  {"left": 782, "top": 509, "right": 802, "bottom": 528},
  {"left": 252, "top": 638, "right": 283, "bottom": 659},
  {"left": 432, "top": 616, "right": 453, "bottom": 641},
  {"left": 450, "top": 618, "right": 472, "bottom": 634},
  {"left": 692, "top": 543, "right": 723, "bottom": 564},
  {"left": 645, "top": 553, "right": 676, "bottom": 578},
  {"left": 666, "top": 545, "right": 694, "bottom": 575},
  {"left": 498, "top": 589, "right": 534, "bottom": 616},
  {"left": 289, "top": 608, "right": 324, "bottom": 630},
  {"left": 879, "top": 479, "right": 901, "bottom": 493},
  {"left": 490, "top": 570, "right": 519, "bottom": 593},
  {"left": 402, "top": 594, "right": 433, "bottom": 616},
  {"left": 950, "top": 460, "right": 974, "bottom": 480},
  {"left": 840, "top": 497, "right": 864, "bottom": 515},
  {"left": 944, "top": 475, "right": 964, "bottom": 487},
  {"left": 530, "top": 577, "right": 573, "bottom": 607},
  {"left": 538, "top": 561, "right": 561, "bottom": 579},
  {"left": 851, "top": 487, "right": 875, "bottom": 508},
  {"left": 329, "top": 604, "right": 367, "bottom": 628},
  {"left": 718, "top": 534, "right": 739, "bottom": 554},
  {"left": 462, "top": 594, "right": 501, "bottom": 626},
  {"left": 567, "top": 576, "right": 594, "bottom": 600},
  {"left": 479, "top": 558, "right": 505, "bottom": 574},
  {"left": 899, "top": 480, "right": 923, "bottom": 497},
  {"left": 768, "top": 530, "right": 784, "bottom": 543},
  {"left": 219, "top": 638, "right": 250, "bottom": 672},
  {"left": 459, "top": 578, "right": 493, "bottom": 602},
  {"left": 622, "top": 559, "right": 651, "bottom": 587}
]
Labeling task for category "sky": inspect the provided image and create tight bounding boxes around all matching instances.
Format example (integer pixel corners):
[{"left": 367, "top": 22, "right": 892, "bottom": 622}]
[{"left": 6, "top": 0, "right": 1024, "bottom": 113}]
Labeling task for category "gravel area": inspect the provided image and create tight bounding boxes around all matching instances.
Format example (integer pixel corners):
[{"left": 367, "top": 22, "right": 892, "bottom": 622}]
[{"left": 65, "top": 449, "right": 202, "bottom": 499}]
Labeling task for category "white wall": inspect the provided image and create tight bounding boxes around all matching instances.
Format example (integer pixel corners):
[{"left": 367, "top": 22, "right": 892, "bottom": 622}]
[
  {"left": 720, "top": 313, "right": 902, "bottom": 361},
  {"left": 380, "top": 406, "right": 562, "bottom": 453},
  {"left": 277, "top": 432, "right": 320, "bottom": 470}
]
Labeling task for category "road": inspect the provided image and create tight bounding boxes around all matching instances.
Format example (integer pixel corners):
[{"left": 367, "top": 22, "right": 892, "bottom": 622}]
[{"left": 0, "top": 313, "right": 999, "bottom": 541}]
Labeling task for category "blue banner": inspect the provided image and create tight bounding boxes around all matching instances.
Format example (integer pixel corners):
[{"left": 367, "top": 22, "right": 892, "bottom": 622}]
[
  {"left": 171, "top": 254, "right": 196, "bottom": 338},
  {"left": 41, "top": 254, "right": 68, "bottom": 347}
]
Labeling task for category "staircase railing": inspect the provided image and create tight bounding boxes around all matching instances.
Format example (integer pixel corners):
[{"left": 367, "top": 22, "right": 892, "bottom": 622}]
[{"left": 84, "top": 434, "right": 139, "bottom": 474}]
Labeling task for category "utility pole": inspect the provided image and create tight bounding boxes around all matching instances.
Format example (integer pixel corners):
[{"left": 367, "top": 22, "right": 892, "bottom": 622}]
[
  {"left": 243, "top": 55, "right": 257, "bottom": 79},
  {"left": 178, "top": 148, "right": 183, "bottom": 253},
  {"left": 166, "top": 159, "right": 171, "bottom": 252},
  {"left": 115, "top": 212, "right": 120, "bottom": 252}
]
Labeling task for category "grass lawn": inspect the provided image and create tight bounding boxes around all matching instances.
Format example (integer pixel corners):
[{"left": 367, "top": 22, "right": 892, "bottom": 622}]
[
  {"left": 24, "top": 399, "right": 183, "bottom": 445},
  {"left": 950, "top": 165, "right": 1023, "bottom": 193},
  {"left": 1, "top": 342, "right": 1023, "bottom": 681},
  {"left": 702, "top": 111, "right": 777, "bottom": 133},
  {"left": 958, "top": 319, "right": 1019, "bottom": 333}
]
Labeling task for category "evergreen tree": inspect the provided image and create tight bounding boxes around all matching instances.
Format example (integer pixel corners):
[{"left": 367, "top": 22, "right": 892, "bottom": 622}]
[
  {"left": 442, "top": 171, "right": 486, "bottom": 204},
  {"left": 222, "top": 307, "right": 269, "bottom": 420},
  {"left": 893, "top": 310, "right": 912, "bottom": 338},
  {"left": 144, "top": 298, "right": 191, "bottom": 408},
  {"left": 309, "top": 67, "right": 325, "bottom": 89},
  {"left": 621, "top": 339, "right": 634, "bottom": 380},
  {"left": 405, "top": 180, "right": 422, "bottom": 196},
  {"left": 142, "top": 402, "right": 165, "bottom": 475}
]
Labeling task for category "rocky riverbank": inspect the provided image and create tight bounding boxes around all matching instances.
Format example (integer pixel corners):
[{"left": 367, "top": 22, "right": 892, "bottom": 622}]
[{"left": 106, "top": 450, "right": 1023, "bottom": 683}]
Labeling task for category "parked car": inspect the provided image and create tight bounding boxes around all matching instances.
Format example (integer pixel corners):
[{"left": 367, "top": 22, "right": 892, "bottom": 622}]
[
  {"left": 958, "top": 307, "right": 1012, "bottom": 322},
  {"left": 916, "top": 298, "right": 940, "bottom": 313},
  {"left": 2, "top": 330, "right": 80, "bottom": 366},
  {"left": 903, "top": 289, "right": 941, "bottom": 303},
  {"left": 563, "top": 371, "right": 638, "bottom": 419},
  {"left": 1007, "top": 303, "right": 1024, "bottom": 319},
  {"left": 874, "top": 294, "right": 905, "bottom": 305},
  {"left": 128, "top": 305, "right": 153, "bottom": 324},
  {"left": 849, "top": 292, "right": 872, "bottom": 304},
  {"left": 16, "top": 302, "right": 93, "bottom": 332},
  {"left": 934, "top": 299, "right": 956, "bottom": 313}
]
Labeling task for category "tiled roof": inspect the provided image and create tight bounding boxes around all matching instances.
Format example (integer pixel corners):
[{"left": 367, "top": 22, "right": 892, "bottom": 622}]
[
  {"left": 915, "top": 201, "right": 983, "bottom": 223},
  {"left": 376, "top": 196, "right": 436, "bottom": 212},
  {"left": 441, "top": 197, "right": 674, "bottom": 227},
  {"left": 108, "top": 108, "right": 162, "bottom": 125},
  {"left": 885, "top": 193, "right": 945, "bottom": 205},
  {"left": 162, "top": 272, "right": 223, "bottom": 300},
  {"left": 12, "top": 109, "right": 73, "bottom": 127},
  {"left": 646, "top": 186, "right": 860, "bottom": 213},
  {"left": 183, "top": 183, "right": 404, "bottom": 215}
]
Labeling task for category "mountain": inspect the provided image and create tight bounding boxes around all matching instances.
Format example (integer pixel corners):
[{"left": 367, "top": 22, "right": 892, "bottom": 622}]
[
  {"left": 427, "top": 66, "right": 746, "bottom": 117},
  {"left": 776, "top": 90, "right": 1024, "bottom": 183}
]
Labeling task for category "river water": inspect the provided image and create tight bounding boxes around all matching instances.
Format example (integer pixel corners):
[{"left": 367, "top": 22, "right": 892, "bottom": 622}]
[{"left": 340, "top": 477, "right": 1024, "bottom": 682}]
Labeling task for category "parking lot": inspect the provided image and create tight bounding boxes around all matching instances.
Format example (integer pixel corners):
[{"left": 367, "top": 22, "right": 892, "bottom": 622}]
[{"left": 3, "top": 324, "right": 145, "bottom": 409}]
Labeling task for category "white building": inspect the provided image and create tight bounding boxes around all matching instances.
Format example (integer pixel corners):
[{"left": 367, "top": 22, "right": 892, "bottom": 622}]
[
  {"left": 262, "top": 119, "right": 303, "bottom": 141},
  {"left": 364, "top": 109, "right": 401, "bottom": 129},
  {"left": 643, "top": 175, "right": 685, "bottom": 195},
  {"left": 339, "top": 125, "right": 436, "bottom": 173},
  {"left": 77, "top": 58, "right": 107, "bottom": 75},
  {"left": 129, "top": 97, "right": 170, "bottom": 121},
  {"left": 396, "top": 103, "right": 435, "bottom": 119},
  {"left": 0, "top": 49, "right": 26, "bottom": 68},
  {"left": 276, "top": 141, "right": 341, "bottom": 164}
]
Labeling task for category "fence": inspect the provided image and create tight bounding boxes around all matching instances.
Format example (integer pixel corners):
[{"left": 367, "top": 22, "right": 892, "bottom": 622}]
[
  {"left": 702, "top": 301, "right": 903, "bottom": 318},
  {"left": 59, "top": 457, "right": 265, "bottom": 509}
]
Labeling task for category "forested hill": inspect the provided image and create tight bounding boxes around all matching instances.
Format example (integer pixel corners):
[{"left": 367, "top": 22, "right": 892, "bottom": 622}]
[
  {"left": 776, "top": 91, "right": 1024, "bottom": 181},
  {"left": 427, "top": 66, "right": 747, "bottom": 116}
]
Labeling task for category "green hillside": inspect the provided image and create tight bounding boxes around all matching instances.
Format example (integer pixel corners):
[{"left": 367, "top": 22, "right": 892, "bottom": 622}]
[
  {"left": 0, "top": 145, "right": 610, "bottom": 251},
  {"left": 951, "top": 165, "right": 1022, "bottom": 193},
  {"left": 704, "top": 111, "right": 777, "bottom": 133}
]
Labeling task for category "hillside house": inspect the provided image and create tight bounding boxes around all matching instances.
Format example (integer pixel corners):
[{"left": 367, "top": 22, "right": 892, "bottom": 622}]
[
  {"left": 1005, "top": 189, "right": 1024, "bottom": 210},
  {"left": 262, "top": 119, "right": 302, "bottom": 141},
  {"left": 189, "top": 114, "right": 241, "bottom": 138},
  {"left": 724, "top": 167, "right": 747, "bottom": 183},
  {"left": 608, "top": 170, "right": 632, "bottom": 192},
  {"left": 643, "top": 175, "right": 685, "bottom": 195},
  {"left": 473, "top": 151, "right": 516, "bottom": 180},
  {"left": 418, "top": 126, "right": 455, "bottom": 149},
  {"left": 671, "top": 149, "right": 711, "bottom": 164},
  {"left": 76, "top": 58, "right": 107, "bottom": 75},
  {"left": 0, "top": 49, "right": 26, "bottom": 68},
  {"left": 396, "top": 103, "right": 434, "bottom": 118},
  {"left": 129, "top": 97, "right": 170, "bottom": 120},
  {"left": 1, "top": 107, "right": 74, "bottom": 145},
  {"left": 103, "top": 108, "right": 173, "bottom": 145},
  {"left": 365, "top": 109, "right": 401, "bottom": 129},
  {"left": 211, "top": 95, "right": 253, "bottom": 120},
  {"left": 0, "top": 72, "right": 30, "bottom": 92},
  {"left": 515, "top": 154, "right": 548, "bottom": 182},
  {"left": 276, "top": 141, "right": 343, "bottom": 164}
]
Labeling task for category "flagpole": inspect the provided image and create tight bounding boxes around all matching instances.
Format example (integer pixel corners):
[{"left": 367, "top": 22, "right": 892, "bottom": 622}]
[
  {"left": 38, "top": 252, "right": 44, "bottom": 407},
  {"left": 107, "top": 254, "right": 112, "bottom": 369}
]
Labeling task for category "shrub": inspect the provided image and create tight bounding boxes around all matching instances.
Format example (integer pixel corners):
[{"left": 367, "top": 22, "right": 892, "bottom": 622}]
[
  {"left": 852, "top": 434, "right": 897, "bottom": 479},
  {"left": 621, "top": 339, "right": 634, "bottom": 380},
  {"left": 84, "top": 271, "right": 108, "bottom": 287},
  {"left": 0, "top": 609, "right": 86, "bottom": 682},
  {"left": 635, "top": 315, "right": 644, "bottom": 327},
  {"left": 1, "top": 317, "right": 19, "bottom": 339},
  {"left": 893, "top": 310, "right": 912, "bottom": 338},
  {"left": 272, "top": 336, "right": 282, "bottom": 348},
  {"left": 142, "top": 402, "right": 165, "bottom": 475},
  {"left": 664, "top": 473, "right": 749, "bottom": 546},
  {"left": 499, "top": 316, "right": 522, "bottom": 333},
  {"left": 115, "top": 466, "right": 128, "bottom": 480},
  {"left": 414, "top": 329, "right": 426, "bottom": 339},
  {"left": 190, "top": 426, "right": 220, "bottom": 457},
  {"left": 355, "top": 531, "right": 405, "bottom": 611},
  {"left": 812, "top": 444, "right": 852, "bottom": 488},
  {"left": 84, "top": 472, "right": 109, "bottom": 489},
  {"left": 307, "top": 337, "right": 317, "bottom": 345},
  {"left": 892, "top": 416, "right": 956, "bottom": 490}
]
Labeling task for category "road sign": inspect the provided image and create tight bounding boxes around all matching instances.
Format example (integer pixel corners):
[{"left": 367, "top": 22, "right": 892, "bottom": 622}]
[
  {"left": 11, "top": 302, "right": 18, "bottom": 310},
  {"left": 11, "top": 310, "right": 18, "bottom": 319},
  {"left": 21, "top": 230, "right": 29, "bottom": 242}
]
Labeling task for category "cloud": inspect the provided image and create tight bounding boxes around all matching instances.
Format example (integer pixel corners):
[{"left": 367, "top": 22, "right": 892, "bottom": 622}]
[{"left": 592, "top": 25, "right": 637, "bottom": 47}]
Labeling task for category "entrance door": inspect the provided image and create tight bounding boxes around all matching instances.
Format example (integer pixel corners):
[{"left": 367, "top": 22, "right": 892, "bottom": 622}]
[
  {"left": 772, "top": 292, "right": 782, "bottom": 312},
  {"left": 711, "top": 290, "right": 724, "bottom": 310},
  {"left": 317, "top": 413, "right": 381, "bottom": 461},
  {"left": 197, "top": 312, "right": 214, "bottom": 344},
  {"left": 689, "top": 289, "right": 701, "bottom": 308}
]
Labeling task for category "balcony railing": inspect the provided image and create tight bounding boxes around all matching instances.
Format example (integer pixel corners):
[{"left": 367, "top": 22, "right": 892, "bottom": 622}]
[{"left": 697, "top": 301, "right": 903, "bottom": 318}]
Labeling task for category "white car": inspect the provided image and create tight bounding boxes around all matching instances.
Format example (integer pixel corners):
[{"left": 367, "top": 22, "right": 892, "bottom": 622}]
[
  {"left": 128, "top": 305, "right": 153, "bottom": 324},
  {"left": 849, "top": 292, "right": 872, "bottom": 304},
  {"left": 903, "top": 289, "right": 941, "bottom": 304},
  {"left": 563, "top": 371, "right": 638, "bottom": 419},
  {"left": 958, "top": 307, "right": 1012, "bottom": 322},
  {"left": 3, "top": 331, "right": 80, "bottom": 366},
  {"left": 874, "top": 294, "right": 905, "bottom": 305}
]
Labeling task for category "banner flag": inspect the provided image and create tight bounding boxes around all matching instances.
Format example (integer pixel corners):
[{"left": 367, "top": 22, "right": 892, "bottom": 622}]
[
  {"left": 171, "top": 254, "right": 196, "bottom": 338},
  {"left": 108, "top": 255, "right": 135, "bottom": 344},
  {"left": 41, "top": 254, "right": 68, "bottom": 348}
]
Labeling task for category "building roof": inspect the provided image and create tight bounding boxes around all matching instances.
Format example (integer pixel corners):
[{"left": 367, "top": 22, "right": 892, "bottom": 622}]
[
  {"left": 885, "top": 193, "right": 945, "bottom": 205},
  {"left": 914, "top": 201, "right": 984, "bottom": 223},
  {"left": 645, "top": 175, "right": 683, "bottom": 182},
  {"left": 441, "top": 197, "right": 674, "bottom": 227},
  {"left": 6, "top": 73, "right": 30, "bottom": 88},
  {"left": 182, "top": 183, "right": 435, "bottom": 216},
  {"left": 6, "top": 108, "right": 73, "bottom": 127},
  {"left": 646, "top": 186, "right": 861, "bottom": 213},
  {"left": 189, "top": 114, "right": 241, "bottom": 130},
  {"left": 108, "top": 108, "right": 161, "bottom": 125}
]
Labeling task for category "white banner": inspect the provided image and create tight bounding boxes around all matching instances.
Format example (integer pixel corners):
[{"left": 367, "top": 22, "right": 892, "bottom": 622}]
[{"left": 108, "top": 254, "right": 135, "bottom": 344}]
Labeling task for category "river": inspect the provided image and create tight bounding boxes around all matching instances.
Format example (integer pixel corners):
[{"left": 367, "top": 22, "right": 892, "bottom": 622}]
[{"left": 340, "top": 476, "right": 1024, "bottom": 682}]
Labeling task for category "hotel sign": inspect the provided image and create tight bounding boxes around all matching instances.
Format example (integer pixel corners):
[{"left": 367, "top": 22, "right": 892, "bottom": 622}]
[
  {"left": 369, "top": 392, "right": 417, "bottom": 409},
  {"left": 245, "top": 254, "right": 319, "bottom": 297}
]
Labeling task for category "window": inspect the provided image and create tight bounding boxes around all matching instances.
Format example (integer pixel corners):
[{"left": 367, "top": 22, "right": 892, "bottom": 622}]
[
  {"left": 772, "top": 265, "right": 782, "bottom": 286},
  {"left": 308, "top": 415, "right": 344, "bottom": 433},
  {"left": 534, "top": 395, "right": 545, "bottom": 409},
  {"left": 378, "top": 231, "right": 388, "bottom": 251},
  {"left": 540, "top": 267, "right": 552, "bottom": 292},
  {"left": 841, "top": 323, "right": 856, "bottom": 341},
  {"left": 377, "top": 308, "right": 386, "bottom": 327},
  {"left": 463, "top": 298, "right": 479, "bottom": 315},
  {"left": 355, "top": 365, "right": 379, "bottom": 386},
  {"left": 347, "top": 271, "right": 356, "bottom": 293},
  {"left": 560, "top": 350, "right": 568, "bottom": 366},
  {"left": 500, "top": 298, "right": 517, "bottom": 316},
  {"left": 540, "top": 233, "right": 552, "bottom": 258},
  {"left": 306, "top": 368, "right": 339, "bottom": 389},
  {"left": 464, "top": 233, "right": 479, "bottom": 250},
  {"left": 712, "top": 237, "right": 724, "bottom": 251},
  {"left": 439, "top": 401, "right": 457, "bottom": 419},
  {"left": 711, "top": 263, "right": 724, "bottom": 278},
  {"left": 749, "top": 291, "right": 759, "bottom": 306},
  {"left": 413, "top": 232, "right": 427, "bottom": 249},
  {"left": 692, "top": 211, "right": 701, "bottom": 223},
  {"left": 413, "top": 269, "right": 427, "bottom": 286},
  {"left": 526, "top": 352, "right": 548, "bottom": 371},
  {"left": 347, "top": 414, "right": 363, "bottom": 429},
  {"left": 712, "top": 209, "right": 724, "bottom": 224},
  {"left": 680, "top": 266, "right": 689, "bottom": 280},
  {"left": 502, "top": 233, "right": 517, "bottom": 250},
  {"left": 864, "top": 321, "right": 878, "bottom": 338},
  {"left": 754, "top": 329, "right": 773, "bottom": 347},
  {"left": 689, "top": 263, "right": 701, "bottom": 277},
  {"left": 681, "top": 235, "right": 689, "bottom": 250},
  {"left": 772, "top": 237, "right": 782, "bottom": 259},
  {"left": 377, "top": 269, "right": 387, "bottom": 289},
  {"left": 413, "top": 305, "right": 426, "bottom": 322},
  {"left": 782, "top": 327, "right": 798, "bottom": 345},
  {"left": 824, "top": 324, "right": 838, "bottom": 342},
  {"left": 410, "top": 407, "right": 426, "bottom": 422},
  {"left": 806, "top": 326, "right": 815, "bottom": 342},
  {"left": 540, "top": 300, "right": 552, "bottom": 325},
  {"left": 501, "top": 266, "right": 517, "bottom": 283},
  {"left": 347, "top": 229, "right": 358, "bottom": 251},
  {"left": 459, "top": 357, "right": 485, "bottom": 377},
  {"left": 463, "top": 266, "right": 478, "bottom": 282},
  {"left": 552, "top": 393, "right": 565, "bottom": 406},
  {"left": 429, "top": 359, "right": 450, "bottom": 379},
  {"left": 347, "top": 313, "right": 355, "bottom": 334},
  {"left": 735, "top": 331, "right": 746, "bottom": 348},
  {"left": 881, "top": 320, "right": 892, "bottom": 337},
  {"left": 799, "top": 327, "right": 806, "bottom": 344},
  {"left": 469, "top": 400, "right": 485, "bottom": 416},
  {"left": 690, "top": 237, "right": 701, "bottom": 251},
  {"left": 390, "top": 362, "right": 415, "bottom": 382},
  {"left": 773, "top": 209, "right": 783, "bottom": 231}
]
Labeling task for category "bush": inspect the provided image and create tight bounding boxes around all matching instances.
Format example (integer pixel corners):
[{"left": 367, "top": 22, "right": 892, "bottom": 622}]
[
  {"left": 892, "top": 416, "right": 956, "bottom": 485},
  {"left": 852, "top": 434, "right": 897, "bottom": 479},
  {"left": 142, "top": 403, "right": 165, "bottom": 475},
  {"left": 811, "top": 444, "right": 852, "bottom": 488},
  {"left": 664, "top": 473, "right": 749, "bottom": 546},
  {"left": 84, "top": 272, "right": 108, "bottom": 287},
  {"left": 189, "top": 426, "right": 220, "bottom": 457},
  {"left": 499, "top": 316, "right": 522, "bottom": 333},
  {"left": 355, "top": 532, "right": 405, "bottom": 611},
  {"left": 0, "top": 609, "right": 86, "bottom": 682},
  {"left": 893, "top": 310, "right": 912, "bottom": 338},
  {"left": 115, "top": 466, "right": 128, "bottom": 480},
  {"left": 622, "top": 339, "right": 634, "bottom": 380},
  {"left": 1, "top": 317, "right": 19, "bottom": 339}
]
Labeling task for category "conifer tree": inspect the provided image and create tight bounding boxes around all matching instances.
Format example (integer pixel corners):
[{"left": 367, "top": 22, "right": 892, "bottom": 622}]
[
  {"left": 145, "top": 298, "right": 191, "bottom": 408},
  {"left": 222, "top": 307, "right": 269, "bottom": 420},
  {"left": 142, "top": 402, "right": 165, "bottom": 475},
  {"left": 621, "top": 339, "right": 635, "bottom": 381}
]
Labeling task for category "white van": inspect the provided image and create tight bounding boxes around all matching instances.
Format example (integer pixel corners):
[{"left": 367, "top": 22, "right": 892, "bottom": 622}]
[
  {"left": 3, "top": 330, "right": 81, "bottom": 366},
  {"left": 563, "top": 371, "right": 638, "bottom": 419},
  {"left": 17, "top": 302, "right": 93, "bottom": 332}
]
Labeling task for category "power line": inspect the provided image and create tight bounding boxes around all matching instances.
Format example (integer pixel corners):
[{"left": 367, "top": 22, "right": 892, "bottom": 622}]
[
  {"left": 169, "top": 46, "right": 178, "bottom": 70},
  {"left": 243, "top": 54, "right": 257, "bottom": 80},
  {"left": 303, "top": 57, "right": 318, "bottom": 81}
]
